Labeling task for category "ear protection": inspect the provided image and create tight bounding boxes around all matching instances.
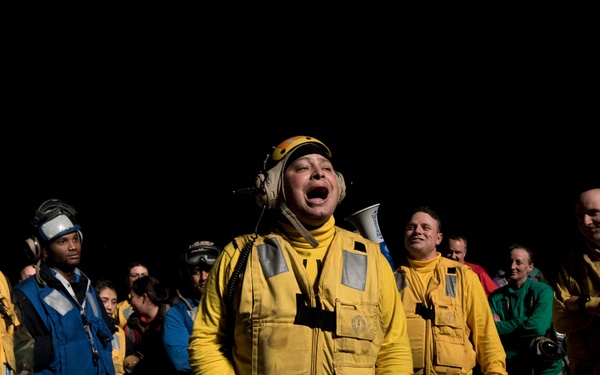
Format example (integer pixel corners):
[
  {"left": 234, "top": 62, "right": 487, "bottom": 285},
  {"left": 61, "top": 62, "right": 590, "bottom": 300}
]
[
  {"left": 24, "top": 199, "right": 82, "bottom": 261},
  {"left": 253, "top": 136, "right": 346, "bottom": 209}
]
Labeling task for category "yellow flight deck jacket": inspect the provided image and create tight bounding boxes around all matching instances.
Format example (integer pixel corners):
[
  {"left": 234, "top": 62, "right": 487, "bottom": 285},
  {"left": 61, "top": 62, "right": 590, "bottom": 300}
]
[
  {"left": 395, "top": 254, "right": 507, "bottom": 375},
  {"left": 189, "top": 218, "right": 413, "bottom": 375}
]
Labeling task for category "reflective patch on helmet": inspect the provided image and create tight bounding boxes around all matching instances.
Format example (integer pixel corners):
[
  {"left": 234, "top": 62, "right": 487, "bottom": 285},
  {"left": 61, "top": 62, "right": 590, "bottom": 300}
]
[{"left": 38, "top": 214, "right": 80, "bottom": 241}]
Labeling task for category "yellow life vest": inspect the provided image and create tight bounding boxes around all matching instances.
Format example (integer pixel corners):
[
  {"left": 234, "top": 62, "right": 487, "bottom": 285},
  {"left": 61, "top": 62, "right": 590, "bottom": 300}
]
[{"left": 231, "top": 228, "right": 384, "bottom": 374}]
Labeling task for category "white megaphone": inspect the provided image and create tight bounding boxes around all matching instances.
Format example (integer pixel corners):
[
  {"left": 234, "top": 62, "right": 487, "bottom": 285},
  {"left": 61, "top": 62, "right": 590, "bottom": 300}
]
[{"left": 344, "top": 203, "right": 395, "bottom": 270}]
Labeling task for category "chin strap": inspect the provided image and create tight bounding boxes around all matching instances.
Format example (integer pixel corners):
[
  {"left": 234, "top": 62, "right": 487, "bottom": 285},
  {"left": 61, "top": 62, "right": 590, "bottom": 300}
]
[{"left": 280, "top": 202, "right": 319, "bottom": 248}]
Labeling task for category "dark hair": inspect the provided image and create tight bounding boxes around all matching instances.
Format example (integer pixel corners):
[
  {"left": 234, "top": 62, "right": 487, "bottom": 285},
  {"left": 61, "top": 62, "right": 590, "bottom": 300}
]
[
  {"left": 125, "top": 260, "right": 150, "bottom": 275},
  {"left": 95, "top": 278, "right": 117, "bottom": 295},
  {"left": 508, "top": 242, "right": 534, "bottom": 264},
  {"left": 409, "top": 205, "right": 442, "bottom": 233},
  {"left": 130, "top": 275, "right": 170, "bottom": 306}
]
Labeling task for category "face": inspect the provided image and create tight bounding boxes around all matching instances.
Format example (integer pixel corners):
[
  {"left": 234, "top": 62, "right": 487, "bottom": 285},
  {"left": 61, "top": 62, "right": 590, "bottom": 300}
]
[
  {"left": 446, "top": 238, "right": 466, "bottom": 263},
  {"left": 404, "top": 211, "right": 443, "bottom": 260},
  {"left": 99, "top": 287, "right": 118, "bottom": 315},
  {"left": 506, "top": 248, "right": 533, "bottom": 285},
  {"left": 576, "top": 188, "right": 600, "bottom": 246},
  {"left": 190, "top": 265, "right": 212, "bottom": 296},
  {"left": 127, "top": 266, "right": 149, "bottom": 287},
  {"left": 282, "top": 153, "right": 339, "bottom": 227},
  {"left": 129, "top": 289, "right": 148, "bottom": 316},
  {"left": 42, "top": 231, "right": 82, "bottom": 268},
  {"left": 20, "top": 265, "right": 36, "bottom": 281}
]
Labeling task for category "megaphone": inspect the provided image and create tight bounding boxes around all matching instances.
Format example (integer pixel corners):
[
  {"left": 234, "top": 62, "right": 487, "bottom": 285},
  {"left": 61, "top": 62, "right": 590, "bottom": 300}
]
[{"left": 344, "top": 203, "right": 395, "bottom": 270}]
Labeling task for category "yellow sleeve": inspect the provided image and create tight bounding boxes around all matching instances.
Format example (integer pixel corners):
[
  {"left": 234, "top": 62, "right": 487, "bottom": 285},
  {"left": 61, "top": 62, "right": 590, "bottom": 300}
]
[
  {"left": 188, "top": 241, "right": 237, "bottom": 375},
  {"left": 465, "top": 269, "right": 507, "bottom": 375},
  {"left": 552, "top": 262, "right": 594, "bottom": 334},
  {"left": 375, "top": 253, "right": 414, "bottom": 375}
]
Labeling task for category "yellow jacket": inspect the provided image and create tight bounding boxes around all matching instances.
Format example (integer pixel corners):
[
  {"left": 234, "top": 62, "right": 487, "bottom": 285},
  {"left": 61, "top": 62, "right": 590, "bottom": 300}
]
[
  {"left": 395, "top": 254, "right": 507, "bottom": 375},
  {"left": 189, "top": 217, "right": 413, "bottom": 374},
  {"left": 0, "top": 271, "right": 19, "bottom": 374},
  {"left": 111, "top": 325, "right": 127, "bottom": 375},
  {"left": 113, "top": 299, "right": 133, "bottom": 329},
  {"left": 553, "top": 242, "right": 600, "bottom": 364}
]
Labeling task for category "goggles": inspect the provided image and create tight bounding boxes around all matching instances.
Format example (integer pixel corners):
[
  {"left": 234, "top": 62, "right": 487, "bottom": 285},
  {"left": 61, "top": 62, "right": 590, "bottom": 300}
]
[
  {"left": 38, "top": 214, "right": 81, "bottom": 241},
  {"left": 183, "top": 245, "right": 221, "bottom": 267}
]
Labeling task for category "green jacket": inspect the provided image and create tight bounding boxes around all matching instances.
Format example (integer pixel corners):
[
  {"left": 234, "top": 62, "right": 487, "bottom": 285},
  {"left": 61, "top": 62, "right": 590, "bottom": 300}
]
[{"left": 489, "top": 277, "right": 562, "bottom": 374}]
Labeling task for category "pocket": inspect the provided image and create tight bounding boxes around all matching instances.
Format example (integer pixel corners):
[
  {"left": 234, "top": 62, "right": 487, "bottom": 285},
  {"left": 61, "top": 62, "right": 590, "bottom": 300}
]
[
  {"left": 335, "top": 300, "right": 377, "bottom": 355},
  {"left": 406, "top": 316, "right": 425, "bottom": 368},
  {"left": 433, "top": 305, "right": 465, "bottom": 368},
  {"left": 336, "top": 300, "right": 376, "bottom": 341}
]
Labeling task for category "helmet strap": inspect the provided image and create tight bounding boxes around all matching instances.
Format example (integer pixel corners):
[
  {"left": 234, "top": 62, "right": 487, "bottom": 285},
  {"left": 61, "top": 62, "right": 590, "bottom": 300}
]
[{"left": 280, "top": 201, "right": 319, "bottom": 248}]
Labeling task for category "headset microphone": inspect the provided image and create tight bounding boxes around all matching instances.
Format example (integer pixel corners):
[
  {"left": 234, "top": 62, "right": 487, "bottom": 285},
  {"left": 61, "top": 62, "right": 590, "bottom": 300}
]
[{"left": 233, "top": 187, "right": 264, "bottom": 198}]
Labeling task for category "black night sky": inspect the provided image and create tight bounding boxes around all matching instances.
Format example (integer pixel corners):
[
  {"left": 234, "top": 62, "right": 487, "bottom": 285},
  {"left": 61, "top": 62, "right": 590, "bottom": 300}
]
[{"left": 3, "top": 10, "right": 597, "bottom": 297}]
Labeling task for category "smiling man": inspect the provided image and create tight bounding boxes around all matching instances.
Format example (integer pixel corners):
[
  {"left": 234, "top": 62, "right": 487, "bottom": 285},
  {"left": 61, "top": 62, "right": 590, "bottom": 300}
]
[{"left": 395, "top": 206, "right": 507, "bottom": 374}]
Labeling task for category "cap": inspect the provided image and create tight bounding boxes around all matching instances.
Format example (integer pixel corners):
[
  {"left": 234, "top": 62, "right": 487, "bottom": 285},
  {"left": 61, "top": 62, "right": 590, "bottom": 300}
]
[{"left": 182, "top": 241, "right": 221, "bottom": 267}]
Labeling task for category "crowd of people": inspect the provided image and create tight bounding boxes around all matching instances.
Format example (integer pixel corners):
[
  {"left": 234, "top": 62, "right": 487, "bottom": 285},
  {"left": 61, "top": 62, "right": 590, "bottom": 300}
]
[{"left": 0, "top": 135, "right": 597, "bottom": 375}]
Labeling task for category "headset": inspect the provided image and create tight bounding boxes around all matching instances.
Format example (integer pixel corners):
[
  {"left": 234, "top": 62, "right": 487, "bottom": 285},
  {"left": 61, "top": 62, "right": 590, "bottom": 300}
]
[
  {"left": 24, "top": 199, "right": 82, "bottom": 261},
  {"left": 252, "top": 136, "right": 346, "bottom": 209}
]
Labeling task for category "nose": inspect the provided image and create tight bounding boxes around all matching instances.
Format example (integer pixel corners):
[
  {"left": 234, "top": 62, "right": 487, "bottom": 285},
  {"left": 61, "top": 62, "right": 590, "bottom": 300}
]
[{"left": 312, "top": 166, "right": 325, "bottom": 179}]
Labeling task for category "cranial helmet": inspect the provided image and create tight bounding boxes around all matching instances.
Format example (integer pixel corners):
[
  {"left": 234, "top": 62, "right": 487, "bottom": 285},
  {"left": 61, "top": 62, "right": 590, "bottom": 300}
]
[
  {"left": 179, "top": 241, "right": 221, "bottom": 278},
  {"left": 24, "top": 199, "right": 82, "bottom": 260},
  {"left": 253, "top": 135, "right": 346, "bottom": 209},
  {"left": 182, "top": 241, "right": 222, "bottom": 267}
]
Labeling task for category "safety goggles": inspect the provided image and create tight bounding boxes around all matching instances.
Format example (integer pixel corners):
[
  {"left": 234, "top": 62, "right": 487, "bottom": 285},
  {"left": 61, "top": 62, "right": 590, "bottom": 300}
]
[
  {"left": 183, "top": 246, "right": 220, "bottom": 266},
  {"left": 38, "top": 214, "right": 81, "bottom": 241}
]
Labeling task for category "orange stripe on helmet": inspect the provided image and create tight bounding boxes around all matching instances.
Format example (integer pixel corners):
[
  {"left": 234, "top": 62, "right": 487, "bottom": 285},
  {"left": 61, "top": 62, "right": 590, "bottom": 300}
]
[{"left": 270, "top": 136, "right": 331, "bottom": 163}]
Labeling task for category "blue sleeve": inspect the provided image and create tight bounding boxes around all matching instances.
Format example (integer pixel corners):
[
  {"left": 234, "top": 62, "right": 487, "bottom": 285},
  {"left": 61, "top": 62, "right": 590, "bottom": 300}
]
[{"left": 163, "top": 303, "right": 192, "bottom": 373}]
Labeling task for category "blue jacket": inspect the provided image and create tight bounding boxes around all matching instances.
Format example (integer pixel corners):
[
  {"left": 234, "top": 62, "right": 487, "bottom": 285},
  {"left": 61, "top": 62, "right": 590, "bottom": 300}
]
[
  {"left": 163, "top": 296, "right": 198, "bottom": 374},
  {"left": 13, "top": 264, "right": 115, "bottom": 375}
]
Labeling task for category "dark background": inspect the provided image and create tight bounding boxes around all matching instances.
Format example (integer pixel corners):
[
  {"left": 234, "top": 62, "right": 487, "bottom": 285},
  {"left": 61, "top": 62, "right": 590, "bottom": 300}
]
[{"left": 3, "top": 9, "right": 597, "bottom": 297}]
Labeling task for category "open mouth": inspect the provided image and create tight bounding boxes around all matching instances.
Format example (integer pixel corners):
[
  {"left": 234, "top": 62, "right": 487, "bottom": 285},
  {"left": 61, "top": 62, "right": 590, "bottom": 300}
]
[{"left": 307, "top": 186, "right": 328, "bottom": 199}]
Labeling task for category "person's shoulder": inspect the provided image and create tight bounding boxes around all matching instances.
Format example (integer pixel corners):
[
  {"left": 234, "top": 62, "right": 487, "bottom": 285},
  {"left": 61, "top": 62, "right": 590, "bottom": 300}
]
[
  {"left": 167, "top": 299, "right": 192, "bottom": 315},
  {"left": 464, "top": 261, "right": 487, "bottom": 273},
  {"left": 335, "top": 226, "right": 380, "bottom": 247},
  {"left": 488, "top": 286, "right": 506, "bottom": 299},
  {"left": 442, "top": 257, "right": 469, "bottom": 270},
  {"left": 528, "top": 278, "right": 553, "bottom": 292},
  {"left": 13, "top": 274, "right": 37, "bottom": 290}
]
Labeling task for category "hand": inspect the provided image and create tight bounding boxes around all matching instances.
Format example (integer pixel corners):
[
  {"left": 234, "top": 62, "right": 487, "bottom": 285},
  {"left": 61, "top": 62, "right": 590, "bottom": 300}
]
[
  {"left": 492, "top": 314, "right": 501, "bottom": 322},
  {"left": 124, "top": 352, "right": 144, "bottom": 374},
  {"left": 565, "top": 295, "right": 586, "bottom": 311}
]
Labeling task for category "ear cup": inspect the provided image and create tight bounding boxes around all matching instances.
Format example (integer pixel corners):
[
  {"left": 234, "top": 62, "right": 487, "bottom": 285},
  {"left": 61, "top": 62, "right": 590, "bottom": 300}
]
[
  {"left": 336, "top": 171, "right": 346, "bottom": 204},
  {"left": 254, "top": 169, "right": 279, "bottom": 209},
  {"left": 25, "top": 237, "right": 41, "bottom": 260}
]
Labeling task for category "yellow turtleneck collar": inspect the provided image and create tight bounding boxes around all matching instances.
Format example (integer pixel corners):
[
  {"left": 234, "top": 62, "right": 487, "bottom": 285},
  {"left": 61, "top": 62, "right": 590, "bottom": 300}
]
[
  {"left": 277, "top": 215, "right": 336, "bottom": 250},
  {"left": 407, "top": 252, "right": 442, "bottom": 273}
]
